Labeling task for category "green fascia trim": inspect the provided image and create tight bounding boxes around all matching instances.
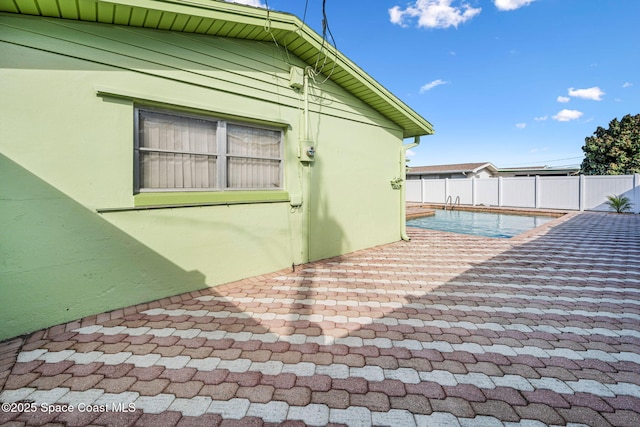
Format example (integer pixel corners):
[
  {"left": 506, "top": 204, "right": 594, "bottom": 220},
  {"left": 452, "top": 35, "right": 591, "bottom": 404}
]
[
  {"left": 2, "top": 0, "right": 433, "bottom": 137},
  {"left": 133, "top": 190, "right": 290, "bottom": 207},
  {"left": 101, "top": 0, "right": 297, "bottom": 32},
  {"left": 278, "top": 22, "right": 434, "bottom": 137}
]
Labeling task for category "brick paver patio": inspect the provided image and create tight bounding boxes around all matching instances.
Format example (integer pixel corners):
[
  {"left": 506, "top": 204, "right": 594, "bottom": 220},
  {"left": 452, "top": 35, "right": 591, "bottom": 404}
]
[{"left": 1, "top": 212, "right": 639, "bottom": 426}]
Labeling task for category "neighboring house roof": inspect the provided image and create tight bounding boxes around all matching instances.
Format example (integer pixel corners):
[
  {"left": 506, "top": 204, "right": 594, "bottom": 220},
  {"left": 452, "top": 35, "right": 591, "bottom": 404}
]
[
  {"left": 0, "top": 0, "right": 433, "bottom": 138},
  {"left": 498, "top": 166, "right": 580, "bottom": 176},
  {"left": 408, "top": 162, "right": 498, "bottom": 175}
]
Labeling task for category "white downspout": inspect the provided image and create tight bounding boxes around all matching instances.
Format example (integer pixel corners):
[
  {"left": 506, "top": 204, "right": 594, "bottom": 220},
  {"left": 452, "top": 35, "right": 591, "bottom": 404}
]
[
  {"left": 401, "top": 136, "right": 420, "bottom": 241},
  {"left": 302, "top": 67, "right": 312, "bottom": 262}
]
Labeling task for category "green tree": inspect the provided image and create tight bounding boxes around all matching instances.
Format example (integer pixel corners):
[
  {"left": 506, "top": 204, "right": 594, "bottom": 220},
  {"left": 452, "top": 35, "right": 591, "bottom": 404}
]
[{"left": 580, "top": 114, "right": 640, "bottom": 175}]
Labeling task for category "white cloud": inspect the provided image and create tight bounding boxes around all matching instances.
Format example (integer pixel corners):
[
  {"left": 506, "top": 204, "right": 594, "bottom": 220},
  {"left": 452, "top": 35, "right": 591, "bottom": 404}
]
[
  {"left": 623, "top": 82, "right": 633, "bottom": 88},
  {"left": 420, "top": 79, "right": 449, "bottom": 93},
  {"left": 552, "top": 109, "right": 583, "bottom": 122},
  {"left": 557, "top": 96, "right": 570, "bottom": 103},
  {"left": 225, "top": 0, "right": 265, "bottom": 7},
  {"left": 406, "top": 149, "right": 417, "bottom": 157},
  {"left": 534, "top": 115, "right": 548, "bottom": 121},
  {"left": 515, "top": 123, "right": 527, "bottom": 129},
  {"left": 389, "top": 0, "right": 482, "bottom": 29},
  {"left": 389, "top": 6, "right": 406, "bottom": 25},
  {"left": 494, "top": 0, "right": 535, "bottom": 11},
  {"left": 568, "top": 86, "right": 605, "bottom": 101}
]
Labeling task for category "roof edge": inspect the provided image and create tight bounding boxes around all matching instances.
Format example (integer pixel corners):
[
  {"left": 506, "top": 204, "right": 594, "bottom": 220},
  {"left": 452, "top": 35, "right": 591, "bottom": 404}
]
[{"left": 101, "top": 0, "right": 434, "bottom": 137}]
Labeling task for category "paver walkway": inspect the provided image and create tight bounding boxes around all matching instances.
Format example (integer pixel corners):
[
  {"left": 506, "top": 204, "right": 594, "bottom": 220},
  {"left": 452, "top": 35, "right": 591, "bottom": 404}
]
[{"left": 1, "top": 212, "right": 639, "bottom": 426}]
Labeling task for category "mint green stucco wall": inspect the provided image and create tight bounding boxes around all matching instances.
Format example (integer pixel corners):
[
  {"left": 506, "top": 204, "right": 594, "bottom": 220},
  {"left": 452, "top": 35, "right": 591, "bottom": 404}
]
[
  {"left": 0, "top": 13, "right": 405, "bottom": 341},
  {"left": 308, "top": 115, "right": 403, "bottom": 261}
]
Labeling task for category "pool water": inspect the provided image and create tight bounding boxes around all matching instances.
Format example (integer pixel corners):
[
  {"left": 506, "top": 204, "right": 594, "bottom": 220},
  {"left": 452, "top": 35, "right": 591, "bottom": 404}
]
[{"left": 407, "top": 209, "right": 554, "bottom": 238}]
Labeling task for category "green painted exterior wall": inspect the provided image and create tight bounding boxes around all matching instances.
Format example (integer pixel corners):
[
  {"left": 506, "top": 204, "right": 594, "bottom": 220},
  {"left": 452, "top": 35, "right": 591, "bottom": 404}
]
[{"left": 0, "top": 13, "right": 407, "bottom": 341}]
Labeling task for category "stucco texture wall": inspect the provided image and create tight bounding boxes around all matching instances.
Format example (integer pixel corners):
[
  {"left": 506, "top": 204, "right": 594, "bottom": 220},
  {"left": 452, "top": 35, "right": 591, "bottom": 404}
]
[{"left": 0, "top": 13, "right": 405, "bottom": 340}]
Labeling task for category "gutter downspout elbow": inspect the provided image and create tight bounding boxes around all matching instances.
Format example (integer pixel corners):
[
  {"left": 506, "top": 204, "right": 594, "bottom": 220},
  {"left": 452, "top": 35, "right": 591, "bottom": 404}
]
[{"left": 400, "top": 136, "right": 420, "bottom": 241}]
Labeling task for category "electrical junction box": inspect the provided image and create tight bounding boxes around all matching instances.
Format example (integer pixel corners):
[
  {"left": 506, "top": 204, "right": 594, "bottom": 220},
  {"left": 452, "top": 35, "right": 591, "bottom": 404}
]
[
  {"left": 290, "top": 193, "right": 302, "bottom": 207},
  {"left": 289, "top": 66, "right": 304, "bottom": 91},
  {"left": 298, "top": 140, "right": 315, "bottom": 162}
]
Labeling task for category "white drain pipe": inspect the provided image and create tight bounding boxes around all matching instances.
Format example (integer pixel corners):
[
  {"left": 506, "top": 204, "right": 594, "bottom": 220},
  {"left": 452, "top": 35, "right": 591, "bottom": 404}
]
[{"left": 401, "top": 136, "right": 420, "bottom": 241}]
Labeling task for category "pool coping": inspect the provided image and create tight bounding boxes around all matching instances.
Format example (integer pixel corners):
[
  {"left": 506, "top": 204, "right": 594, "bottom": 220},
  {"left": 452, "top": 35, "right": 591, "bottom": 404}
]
[
  {"left": 407, "top": 203, "right": 568, "bottom": 218},
  {"left": 406, "top": 203, "right": 575, "bottom": 240},
  {"left": 510, "top": 211, "right": 579, "bottom": 241}
]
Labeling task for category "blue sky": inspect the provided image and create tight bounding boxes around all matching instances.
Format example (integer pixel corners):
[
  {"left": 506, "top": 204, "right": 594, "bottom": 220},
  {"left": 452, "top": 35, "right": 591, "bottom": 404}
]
[{"left": 229, "top": 0, "right": 639, "bottom": 169}]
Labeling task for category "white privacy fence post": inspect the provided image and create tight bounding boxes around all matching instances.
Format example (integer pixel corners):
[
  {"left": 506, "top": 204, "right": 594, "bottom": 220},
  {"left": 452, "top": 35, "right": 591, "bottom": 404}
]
[
  {"left": 579, "top": 175, "right": 585, "bottom": 211},
  {"left": 444, "top": 178, "right": 449, "bottom": 204},
  {"left": 472, "top": 177, "right": 476, "bottom": 206},
  {"left": 635, "top": 174, "right": 640, "bottom": 213}
]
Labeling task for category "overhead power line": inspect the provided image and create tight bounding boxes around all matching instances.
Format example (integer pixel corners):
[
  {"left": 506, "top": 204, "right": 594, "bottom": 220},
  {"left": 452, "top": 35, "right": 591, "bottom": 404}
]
[{"left": 507, "top": 156, "right": 583, "bottom": 167}]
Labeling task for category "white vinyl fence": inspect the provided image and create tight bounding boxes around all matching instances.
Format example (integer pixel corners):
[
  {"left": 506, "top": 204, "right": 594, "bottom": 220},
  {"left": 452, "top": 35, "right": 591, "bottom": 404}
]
[{"left": 406, "top": 174, "right": 640, "bottom": 213}]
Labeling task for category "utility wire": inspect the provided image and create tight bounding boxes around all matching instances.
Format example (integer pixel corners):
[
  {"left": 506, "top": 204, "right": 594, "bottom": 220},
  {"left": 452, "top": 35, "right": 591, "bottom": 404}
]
[
  {"left": 312, "top": 0, "right": 338, "bottom": 84},
  {"left": 262, "top": 0, "right": 293, "bottom": 66},
  {"left": 506, "top": 156, "right": 583, "bottom": 167},
  {"left": 302, "top": 0, "right": 309, "bottom": 26},
  {"left": 263, "top": 0, "right": 270, "bottom": 31}
]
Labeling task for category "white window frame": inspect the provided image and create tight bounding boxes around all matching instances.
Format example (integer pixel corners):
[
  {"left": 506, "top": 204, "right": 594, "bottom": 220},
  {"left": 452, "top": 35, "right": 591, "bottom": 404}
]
[{"left": 134, "top": 106, "right": 284, "bottom": 193}]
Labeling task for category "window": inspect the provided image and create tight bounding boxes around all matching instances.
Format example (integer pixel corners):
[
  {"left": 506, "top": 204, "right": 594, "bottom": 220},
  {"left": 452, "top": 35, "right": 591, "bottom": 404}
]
[{"left": 134, "top": 108, "right": 282, "bottom": 193}]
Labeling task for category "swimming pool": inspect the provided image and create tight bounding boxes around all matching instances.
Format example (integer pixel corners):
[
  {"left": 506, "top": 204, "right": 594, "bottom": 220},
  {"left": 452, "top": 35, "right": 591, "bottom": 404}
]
[{"left": 407, "top": 209, "right": 554, "bottom": 238}]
